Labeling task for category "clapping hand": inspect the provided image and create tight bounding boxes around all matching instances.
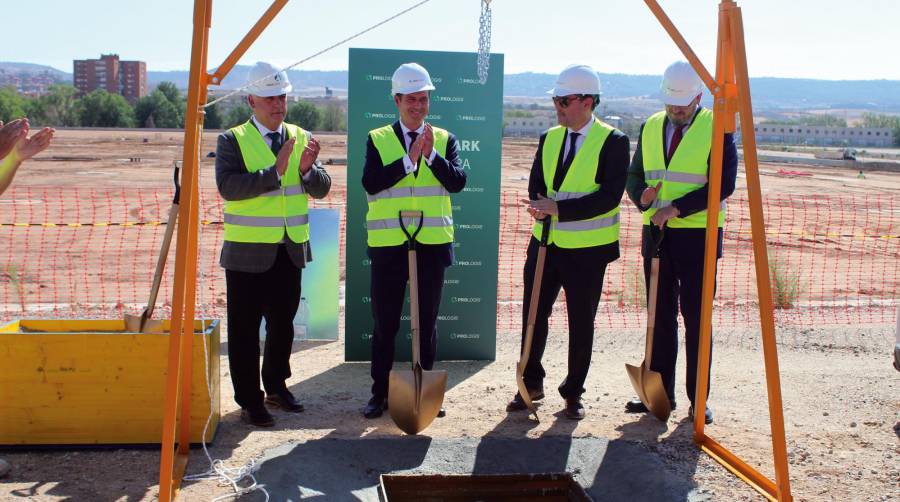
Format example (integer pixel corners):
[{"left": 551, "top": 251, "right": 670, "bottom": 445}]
[
  {"left": 520, "top": 194, "right": 559, "bottom": 220},
  {"left": 299, "top": 137, "right": 320, "bottom": 174},
  {"left": 0, "top": 119, "right": 29, "bottom": 160},
  {"left": 274, "top": 137, "right": 296, "bottom": 176},
  {"left": 16, "top": 126, "right": 55, "bottom": 161}
]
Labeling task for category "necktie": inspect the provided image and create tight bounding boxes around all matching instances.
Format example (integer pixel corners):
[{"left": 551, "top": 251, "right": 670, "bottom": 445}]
[
  {"left": 267, "top": 131, "right": 282, "bottom": 156},
  {"left": 562, "top": 132, "right": 580, "bottom": 170},
  {"left": 667, "top": 125, "right": 683, "bottom": 161},
  {"left": 407, "top": 131, "right": 420, "bottom": 175}
]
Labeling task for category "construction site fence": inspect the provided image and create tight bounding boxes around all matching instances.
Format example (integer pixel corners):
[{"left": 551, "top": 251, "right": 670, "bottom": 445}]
[{"left": 1, "top": 187, "right": 897, "bottom": 332}]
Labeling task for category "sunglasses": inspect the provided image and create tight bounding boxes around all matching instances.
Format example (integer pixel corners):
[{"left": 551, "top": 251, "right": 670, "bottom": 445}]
[{"left": 552, "top": 94, "right": 585, "bottom": 108}]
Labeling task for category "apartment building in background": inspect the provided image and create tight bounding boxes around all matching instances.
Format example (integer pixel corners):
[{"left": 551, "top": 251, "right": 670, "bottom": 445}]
[{"left": 73, "top": 54, "right": 147, "bottom": 101}]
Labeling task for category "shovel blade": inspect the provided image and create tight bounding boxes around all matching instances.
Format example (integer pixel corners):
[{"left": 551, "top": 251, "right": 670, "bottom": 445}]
[
  {"left": 388, "top": 367, "right": 447, "bottom": 435},
  {"left": 124, "top": 312, "right": 165, "bottom": 333},
  {"left": 514, "top": 362, "right": 539, "bottom": 421},
  {"left": 625, "top": 362, "right": 671, "bottom": 422}
]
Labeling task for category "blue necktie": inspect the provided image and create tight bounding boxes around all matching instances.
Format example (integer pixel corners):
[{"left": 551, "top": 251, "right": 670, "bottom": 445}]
[{"left": 267, "top": 132, "right": 282, "bottom": 155}]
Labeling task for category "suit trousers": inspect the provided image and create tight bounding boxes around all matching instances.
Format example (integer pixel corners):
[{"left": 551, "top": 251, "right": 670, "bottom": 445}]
[
  {"left": 225, "top": 244, "right": 302, "bottom": 409},
  {"left": 644, "top": 240, "right": 715, "bottom": 406},
  {"left": 369, "top": 247, "right": 446, "bottom": 399},
  {"left": 521, "top": 240, "right": 608, "bottom": 399}
]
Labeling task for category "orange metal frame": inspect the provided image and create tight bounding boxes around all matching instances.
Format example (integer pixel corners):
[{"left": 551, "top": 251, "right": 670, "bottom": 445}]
[
  {"left": 158, "top": 0, "right": 790, "bottom": 500},
  {"left": 157, "top": 1, "right": 289, "bottom": 500},
  {"left": 644, "top": 1, "right": 793, "bottom": 500}
]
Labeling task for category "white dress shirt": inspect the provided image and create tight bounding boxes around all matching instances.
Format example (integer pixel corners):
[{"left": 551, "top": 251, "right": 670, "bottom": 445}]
[
  {"left": 562, "top": 115, "right": 596, "bottom": 161},
  {"left": 664, "top": 107, "right": 697, "bottom": 154},
  {"left": 399, "top": 121, "right": 437, "bottom": 174},
  {"left": 252, "top": 115, "right": 313, "bottom": 182}
]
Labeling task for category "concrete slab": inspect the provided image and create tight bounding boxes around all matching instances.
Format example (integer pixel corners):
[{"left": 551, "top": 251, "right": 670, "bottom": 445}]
[{"left": 251, "top": 437, "right": 706, "bottom": 502}]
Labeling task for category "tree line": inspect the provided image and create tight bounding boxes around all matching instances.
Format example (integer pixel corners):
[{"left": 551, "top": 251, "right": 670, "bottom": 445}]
[{"left": 0, "top": 82, "right": 347, "bottom": 132}]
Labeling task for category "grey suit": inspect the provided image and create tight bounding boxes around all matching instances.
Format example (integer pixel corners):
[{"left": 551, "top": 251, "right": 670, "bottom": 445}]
[
  {"left": 215, "top": 126, "right": 332, "bottom": 272},
  {"left": 215, "top": 120, "right": 331, "bottom": 410}
]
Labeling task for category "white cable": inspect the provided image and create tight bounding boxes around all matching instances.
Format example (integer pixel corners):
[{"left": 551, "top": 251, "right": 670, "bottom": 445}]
[
  {"left": 204, "top": 0, "right": 433, "bottom": 109},
  {"left": 181, "top": 117, "right": 269, "bottom": 501}
]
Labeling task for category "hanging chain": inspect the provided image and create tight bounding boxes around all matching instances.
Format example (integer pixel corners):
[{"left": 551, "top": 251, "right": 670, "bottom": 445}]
[{"left": 477, "top": 0, "right": 492, "bottom": 85}]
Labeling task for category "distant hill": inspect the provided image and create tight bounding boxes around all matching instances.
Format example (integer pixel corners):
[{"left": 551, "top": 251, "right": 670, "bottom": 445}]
[
  {"left": 0, "top": 62, "right": 70, "bottom": 81},
  {"left": 3, "top": 62, "right": 900, "bottom": 112}
]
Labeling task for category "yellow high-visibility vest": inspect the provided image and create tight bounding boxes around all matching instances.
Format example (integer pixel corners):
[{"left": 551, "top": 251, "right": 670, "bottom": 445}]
[
  {"left": 640, "top": 108, "right": 724, "bottom": 228},
  {"left": 223, "top": 120, "right": 310, "bottom": 243},
  {"left": 532, "top": 118, "right": 620, "bottom": 248},
  {"left": 366, "top": 125, "right": 453, "bottom": 247}
]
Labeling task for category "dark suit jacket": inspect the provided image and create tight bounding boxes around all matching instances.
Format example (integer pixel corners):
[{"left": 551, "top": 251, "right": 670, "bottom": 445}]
[
  {"left": 625, "top": 106, "right": 738, "bottom": 258},
  {"left": 526, "top": 123, "right": 630, "bottom": 264},
  {"left": 215, "top": 122, "right": 332, "bottom": 273},
  {"left": 361, "top": 121, "right": 466, "bottom": 267}
]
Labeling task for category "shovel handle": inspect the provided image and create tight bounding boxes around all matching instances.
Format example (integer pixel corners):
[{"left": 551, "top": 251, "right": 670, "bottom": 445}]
[
  {"left": 145, "top": 166, "right": 181, "bottom": 318},
  {"left": 538, "top": 215, "right": 551, "bottom": 246},
  {"left": 399, "top": 210, "right": 424, "bottom": 250},
  {"left": 172, "top": 161, "right": 181, "bottom": 205},
  {"left": 649, "top": 224, "right": 665, "bottom": 257}
]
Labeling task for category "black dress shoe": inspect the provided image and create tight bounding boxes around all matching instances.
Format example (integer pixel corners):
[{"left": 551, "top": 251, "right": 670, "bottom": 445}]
[
  {"left": 437, "top": 408, "right": 446, "bottom": 418},
  {"left": 505, "top": 388, "right": 545, "bottom": 411},
  {"left": 241, "top": 406, "right": 275, "bottom": 427},
  {"left": 689, "top": 405, "right": 714, "bottom": 425},
  {"left": 363, "top": 395, "right": 387, "bottom": 419},
  {"left": 564, "top": 398, "right": 585, "bottom": 420},
  {"left": 265, "top": 391, "right": 304, "bottom": 413},
  {"left": 625, "top": 398, "right": 677, "bottom": 413}
]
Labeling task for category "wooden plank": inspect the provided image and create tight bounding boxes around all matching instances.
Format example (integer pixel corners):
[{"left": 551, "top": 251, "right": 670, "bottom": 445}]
[{"left": 0, "top": 319, "right": 219, "bottom": 445}]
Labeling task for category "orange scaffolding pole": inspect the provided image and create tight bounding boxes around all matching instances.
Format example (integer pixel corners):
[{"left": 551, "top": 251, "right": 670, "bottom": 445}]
[
  {"left": 643, "top": 1, "right": 793, "bottom": 501},
  {"left": 157, "top": 1, "right": 289, "bottom": 500}
]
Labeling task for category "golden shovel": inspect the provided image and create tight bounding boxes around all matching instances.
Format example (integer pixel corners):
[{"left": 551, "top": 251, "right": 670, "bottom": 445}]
[
  {"left": 124, "top": 162, "right": 180, "bottom": 333},
  {"left": 626, "top": 225, "right": 671, "bottom": 422},
  {"left": 388, "top": 210, "right": 448, "bottom": 434},
  {"left": 515, "top": 216, "right": 551, "bottom": 421}
]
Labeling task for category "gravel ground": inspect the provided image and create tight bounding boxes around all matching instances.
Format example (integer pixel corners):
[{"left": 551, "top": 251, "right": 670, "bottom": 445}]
[{"left": 2, "top": 322, "right": 897, "bottom": 501}]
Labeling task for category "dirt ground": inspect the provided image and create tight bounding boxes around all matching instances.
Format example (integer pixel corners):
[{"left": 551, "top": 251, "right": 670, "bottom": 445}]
[{"left": 1, "top": 130, "right": 898, "bottom": 501}]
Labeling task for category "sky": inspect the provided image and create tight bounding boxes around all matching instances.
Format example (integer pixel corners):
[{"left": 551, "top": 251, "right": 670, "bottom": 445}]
[{"left": 3, "top": 0, "right": 898, "bottom": 80}]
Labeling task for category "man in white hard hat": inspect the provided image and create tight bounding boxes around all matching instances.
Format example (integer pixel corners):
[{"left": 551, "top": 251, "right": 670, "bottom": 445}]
[
  {"left": 509, "top": 64, "right": 629, "bottom": 420},
  {"left": 623, "top": 61, "right": 738, "bottom": 425},
  {"left": 215, "top": 61, "right": 331, "bottom": 427},
  {"left": 361, "top": 62, "right": 466, "bottom": 419}
]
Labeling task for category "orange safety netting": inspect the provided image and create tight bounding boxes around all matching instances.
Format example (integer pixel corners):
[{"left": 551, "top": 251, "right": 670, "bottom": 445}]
[{"left": 1, "top": 187, "right": 897, "bottom": 331}]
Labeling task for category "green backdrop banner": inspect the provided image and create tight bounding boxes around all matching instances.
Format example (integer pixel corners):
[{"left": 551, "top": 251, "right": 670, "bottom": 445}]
[{"left": 345, "top": 48, "right": 504, "bottom": 362}]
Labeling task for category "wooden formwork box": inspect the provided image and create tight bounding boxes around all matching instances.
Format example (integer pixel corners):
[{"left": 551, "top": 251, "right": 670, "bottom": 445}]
[{"left": 0, "top": 319, "right": 219, "bottom": 446}]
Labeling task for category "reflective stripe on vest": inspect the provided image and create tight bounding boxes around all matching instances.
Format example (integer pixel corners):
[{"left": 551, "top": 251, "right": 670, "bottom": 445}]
[
  {"left": 532, "top": 118, "right": 621, "bottom": 249},
  {"left": 224, "top": 121, "right": 311, "bottom": 243},
  {"left": 640, "top": 108, "right": 725, "bottom": 228},
  {"left": 366, "top": 124, "right": 453, "bottom": 247}
]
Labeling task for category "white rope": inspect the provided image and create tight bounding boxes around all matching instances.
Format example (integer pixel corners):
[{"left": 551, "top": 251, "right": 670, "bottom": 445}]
[
  {"left": 181, "top": 122, "right": 269, "bottom": 501},
  {"left": 204, "top": 0, "right": 433, "bottom": 108}
]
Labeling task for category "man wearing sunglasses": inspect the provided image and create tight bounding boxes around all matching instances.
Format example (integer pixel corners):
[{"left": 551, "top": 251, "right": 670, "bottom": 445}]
[
  {"left": 511, "top": 64, "right": 629, "bottom": 420},
  {"left": 623, "top": 61, "right": 738, "bottom": 425}
]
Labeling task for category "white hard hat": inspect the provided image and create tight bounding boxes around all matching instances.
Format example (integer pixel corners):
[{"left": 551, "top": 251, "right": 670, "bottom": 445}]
[
  {"left": 655, "top": 61, "right": 703, "bottom": 106},
  {"left": 547, "top": 64, "right": 602, "bottom": 96},
  {"left": 391, "top": 63, "right": 436, "bottom": 95},
  {"left": 246, "top": 61, "right": 292, "bottom": 97}
]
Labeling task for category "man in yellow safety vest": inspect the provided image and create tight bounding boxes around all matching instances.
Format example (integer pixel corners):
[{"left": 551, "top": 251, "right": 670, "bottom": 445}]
[
  {"left": 215, "top": 62, "right": 331, "bottom": 427},
  {"left": 623, "top": 61, "right": 738, "bottom": 425},
  {"left": 361, "top": 63, "right": 466, "bottom": 419},
  {"left": 509, "top": 65, "right": 629, "bottom": 420}
]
